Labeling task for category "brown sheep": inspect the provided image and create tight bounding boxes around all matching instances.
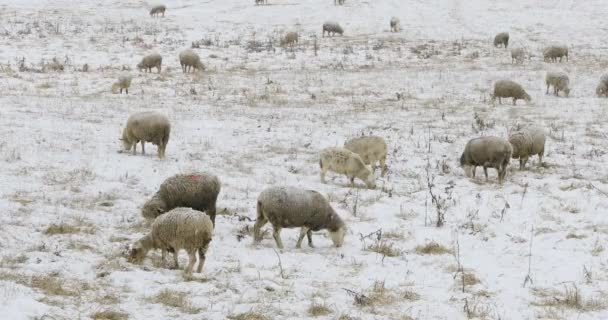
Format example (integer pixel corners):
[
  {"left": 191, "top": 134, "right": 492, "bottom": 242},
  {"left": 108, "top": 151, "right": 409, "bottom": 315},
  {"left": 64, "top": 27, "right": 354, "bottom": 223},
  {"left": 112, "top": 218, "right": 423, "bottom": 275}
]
[
  {"left": 494, "top": 32, "right": 509, "bottom": 48},
  {"left": 460, "top": 136, "right": 512, "bottom": 184}
]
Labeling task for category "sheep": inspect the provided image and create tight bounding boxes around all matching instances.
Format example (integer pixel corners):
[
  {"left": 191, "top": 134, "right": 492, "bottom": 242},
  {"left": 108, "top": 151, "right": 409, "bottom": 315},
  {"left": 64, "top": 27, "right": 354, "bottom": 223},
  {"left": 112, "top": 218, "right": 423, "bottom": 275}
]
[
  {"left": 493, "top": 32, "right": 509, "bottom": 48},
  {"left": 111, "top": 75, "right": 132, "bottom": 94},
  {"left": 543, "top": 45, "right": 568, "bottom": 62},
  {"left": 545, "top": 72, "right": 570, "bottom": 97},
  {"left": 596, "top": 74, "right": 608, "bottom": 97},
  {"left": 149, "top": 5, "right": 166, "bottom": 17},
  {"left": 460, "top": 136, "right": 512, "bottom": 184},
  {"left": 322, "top": 22, "right": 344, "bottom": 37},
  {"left": 255, "top": 0, "right": 267, "bottom": 5},
  {"left": 491, "top": 80, "right": 531, "bottom": 105},
  {"left": 334, "top": 0, "right": 345, "bottom": 5},
  {"left": 283, "top": 32, "right": 299, "bottom": 48},
  {"left": 121, "top": 111, "right": 170, "bottom": 159},
  {"left": 128, "top": 207, "right": 213, "bottom": 275},
  {"left": 344, "top": 135, "right": 388, "bottom": 176},
  {"left": 137, "top": 53, "right": 162, "bottom": 73},
  {"left": 253, "top": 186, "right": 346, "bottom": 249},
  {"left": 508, "top": 127, "right": 546, "bottom": 170},
  {"left": 141, "top": 172, "right": 221, "bottom": 226},
  {"left": 511, "top": 48, "right": 526, "bottom": 64},
  {"left": 390, "top": 17, "right": 400, "bottom": 32},
  {"left": 179, "top": 49, "right": 205, "bottom": 73},
  {"left": 320, "top": 147, "right": 376, "bottom": 189}
]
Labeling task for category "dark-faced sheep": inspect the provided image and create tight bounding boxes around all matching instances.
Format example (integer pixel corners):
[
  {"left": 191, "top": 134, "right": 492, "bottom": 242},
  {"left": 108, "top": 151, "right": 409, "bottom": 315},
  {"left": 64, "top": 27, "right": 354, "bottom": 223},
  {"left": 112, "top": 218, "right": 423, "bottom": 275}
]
[
  {"left": 121, "top": 111, "right": 170, "bottom": 158},
  {"left": 142, "top": 172, "right": 221, "bottom": 226},
  {"left": 545, "top": 72, "right": 570, "bottom": 97},
  {"left": 179, "top": 49, "right": 205, "bottom": 73},
  {"left": 323, "top": 22, "right": 344, "bottom": 37},
  {"left": 390, "top": 17, "right": 400, "bottom": 32},
  {"left": 460, "top": 136, "right": 512, "bottom": 184},
  {"left": 129, "top": 207, "right": 213, "bottom": 275},
  {"left": 543, "top": 45, "right": 568, "bottom": 63},
  {"left": 511, "top": 48, "right": 525, "bottom": 64},
  {"left": 149, "top": 5, "right": 166, "bottom": 17},
  {"left": 494, "top": 32, "right": 509, "bottom": 48},
  {"left": 508, "top": 127, "right": 546, "bottom": 170},
  {"left": 491, "top": 80, "right": 531, "bottom": 105},
  {"left": 137, "top": 53, "right": 162, "bottom": 73},
  {"left": 253, "top": 186, "right": 346, "bottom": 249},
  {"left": 344, "top": 135, "right": 388, "bottom": 176},
  {"left": 596, "top": 74, "right": 608, "bottom": 97},
  {"left": 320, "top": 147, "right": 376, "bottom": 189}
]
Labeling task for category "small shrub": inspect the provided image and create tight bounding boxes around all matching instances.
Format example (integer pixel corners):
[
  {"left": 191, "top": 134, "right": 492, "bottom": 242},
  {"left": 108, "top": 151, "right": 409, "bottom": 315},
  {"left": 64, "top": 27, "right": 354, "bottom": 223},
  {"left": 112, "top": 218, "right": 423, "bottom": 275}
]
[{"left": 308, "top": 302, "right": 332, "bottom": 316}]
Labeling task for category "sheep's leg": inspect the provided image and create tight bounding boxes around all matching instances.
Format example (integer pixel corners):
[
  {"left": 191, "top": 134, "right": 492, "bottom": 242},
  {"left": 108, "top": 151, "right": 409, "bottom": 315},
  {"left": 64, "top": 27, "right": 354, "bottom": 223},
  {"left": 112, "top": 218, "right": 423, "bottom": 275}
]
[
  {"left": 546, "top": 84, "right": 549, "bottom": 94},
  {"left": 483, "top": 166, "right": 488, "bottom": 181},
  {"left": 185, "top": 250, "right": 196, "bottom": 275},
  {"left": 132, "top": 143, "right": 137, "bottom": 155},
  {"left": 306, "top": 229, "right": 314, "bottom": 248},
  {"left": 512, "top": 98, "right": 516, "bottom": 106},
  {"left": 272, "top": 227, "right": 284, "bottom": 249},
  {"left": 196, "top": 245, "right": 208, "bottom": 273},
  {"left": 538, "top": 152, "right": 543, "bottom": 167},
  {"left": 349, "top": 176, "right": 355, "bottom": 187},
  {"left": 161, "top": 249, "right": 167, "bottom": 267},
  {"left": 498, "top": 97, "right": 502, "bottom": 104},
  {"left": 522, "top": 157, "right": 529, "bottom": 169},
  {"left": 252, "top": 216, "right": 267, "bottom": 243},
  {"left": 380, "top": 156, "right": 387, "bottom": 177},
  {"left": 471, "top": 166, "right": 476, "bottom": 178},
  {"left": 172, "top": 250, "right": 179, "bottom": 269},
  {"left": 141, "top": 142, "right": 145, "bottom": 154},
  {"left": 296, "top": 227, "right": 309, "bottom": 249},
  {"left": 320, "top": 166, "right": 327, "bottom": 183}
]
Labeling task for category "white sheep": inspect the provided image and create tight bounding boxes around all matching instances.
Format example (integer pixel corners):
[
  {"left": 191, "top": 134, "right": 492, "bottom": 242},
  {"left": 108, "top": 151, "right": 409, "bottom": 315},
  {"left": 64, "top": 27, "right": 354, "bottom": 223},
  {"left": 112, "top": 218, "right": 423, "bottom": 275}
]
[
  {"left": 320, "top": 147, "right": 376, "bottom": 189},
  {"left": 491, "top": 80, "right": 531, "bottom": 105},
  {"left": 253, "top": 186, "right": 346, "bottom": 249},
  {"left": 322, "top": 22, "right": 344, "bottom": 37},
  {"left": 137, "top": 53, "right": 162, "bottom": 73},
  {"left": 390, "top": 17, "right": 400, "bottom": 32},
  {"left": 511, "top": 48, "right": 526, "bottom": 64},
  {"left": 344, "top": 135, "right": 388, "bottom": 176},
  {"left": 508, "top": 127, "right": 546, "bottom": 170},
  {"left": 111, "top": 75, "right": 132, "bottom": 94},
  {"left": 545, "top": 72, "right": 570, "bottom": 97},
  {"left": 149, "top": 5, "right": 166, "bottom": 17},
  {"left": 179, "top": 49, "right": 205, "bottom": 73},
  {"left": 142, "top": 172, "right": 221, "bottom": 226},
  {"left": 460, "top": 136, "right": 513, "bottom": 184},
  {"left": 128, "top": 207, "right": 213, "bottom": 275},
  {"left": 121, "top": 111, "right": 170, "bottom": 159}
]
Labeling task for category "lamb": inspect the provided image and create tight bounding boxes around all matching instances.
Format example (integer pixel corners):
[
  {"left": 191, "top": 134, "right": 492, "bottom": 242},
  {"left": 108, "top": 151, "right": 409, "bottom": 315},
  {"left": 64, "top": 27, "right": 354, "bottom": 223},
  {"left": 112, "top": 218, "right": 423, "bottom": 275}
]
[
  {"left": 253, "top": 186, "right": 346, "bottom": 249},
  {"left": 283, "top": 32, "right": 299, "bottom": 48},
  {"left": 344, "top": 135, "right": 388, "bottom": 176},
  {"left": 128, "top": 207, "right": 213, "bottom": 275},
  {"left": 508, "top": 127, "right": 546, "bottom": 170},
  {"left": 545, "top": 72, "right": 570, "bottom": 97},
  {"left": 322, "top": 22, "right": 344, "bottom": 37},
  {"left": 137, "top": 53, "right": 162, "bottom": 73},
  {"left": 121, "top": 111, "right": 170, "bottom": 159},
  {"left": 493, "top": 32, "right": 509, "bottom": 48},
  {"left": 491, "top": 80, "right": 531, "bottom": 105},
  {"left": 460, "top": 136, "right": 513, "bottom": 184},
  {"left": 141, "top": 172, "right": 221, "bottom": 226},
  {"left": 149, "top": 5, "right": 166, "bottom": 17},
  {"left": 111, "top": 75, "right": 132, "bottom": 94},
  {"left": 390, "top": 17, "right": 400, "bottom": 32},
  {"left": 596, "top": 74, "right": 608, "bottom": 97},
  {"left": 179, "top": 49, "right": 205, "bottom": 73},
  {"left": 511, "top": 48, "right": 526, "bottom": 64},
  {"left": 319, "top": 147, "right": 376, "bottom": 189},
  {"left": 543, "top": 45, "right": 568, "bottom": 63}
]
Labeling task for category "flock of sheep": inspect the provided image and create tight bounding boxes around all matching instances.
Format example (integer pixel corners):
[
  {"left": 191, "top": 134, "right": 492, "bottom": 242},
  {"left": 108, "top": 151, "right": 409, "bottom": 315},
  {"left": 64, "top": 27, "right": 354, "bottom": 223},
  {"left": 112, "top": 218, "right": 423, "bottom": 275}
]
[{"left": 113, "top": 5, "right": 604, "bottom": 276}]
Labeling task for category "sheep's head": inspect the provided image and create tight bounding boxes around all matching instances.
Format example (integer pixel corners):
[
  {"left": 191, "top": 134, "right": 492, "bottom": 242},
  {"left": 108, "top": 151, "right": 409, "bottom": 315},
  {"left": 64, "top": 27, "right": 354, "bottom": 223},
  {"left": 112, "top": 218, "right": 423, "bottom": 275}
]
[
  {"left": 136, "top": 62, "right": 145, "bottom": 71},
  {"left": 596, "top": 84, "right": 607, "bottom": 97},
  {"left": 329, "top": 226, "right": 346, "bottom": 248},
  {"left": 564, "top": 88, "right": 570, "bottom": 97},
  {"left": 128, "top": 237, "right": 151, "bottom": 264},
  {"left": 120, "top": 128, "right": 133, "bottom": 151},
  {"left": 509, "top": 137, "right": 522, "bottom": 159},
  {"left": 141, "top": 198, "right": 167, "bottom": 219},
  {"left": 522, "top": 92, "right": 532, "bottom": 102},
  {"left": 337, "top": 26, "right": 344, "bottom": 35},
  {"left": 363, "top": 170, "right": 376, "bottom": 189}
]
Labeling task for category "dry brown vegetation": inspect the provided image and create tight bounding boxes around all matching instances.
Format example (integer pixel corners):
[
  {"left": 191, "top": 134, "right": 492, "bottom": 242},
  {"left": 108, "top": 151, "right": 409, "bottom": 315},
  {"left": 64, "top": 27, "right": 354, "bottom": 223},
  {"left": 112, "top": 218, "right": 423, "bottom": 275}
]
[
  {"left": 415, "top": 242, "right": 452, "bottom": 255},
  {"left": 148, "top": 289, "right": 201, "bottom": 314}
]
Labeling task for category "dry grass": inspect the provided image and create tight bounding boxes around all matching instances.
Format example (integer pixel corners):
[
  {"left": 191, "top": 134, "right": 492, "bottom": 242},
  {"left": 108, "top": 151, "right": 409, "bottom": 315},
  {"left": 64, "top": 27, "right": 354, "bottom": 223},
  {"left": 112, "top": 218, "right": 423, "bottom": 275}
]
[
  {"left": 149, "top": 289, "right": 200, "bottom": 314},
  {"left": 415, "top": 242, "right": 452, "bottom": 255},
  {"left": 29, "top": 274, "right": 75, "bottom": 296},
  {"left": 366, "top": 241, "right": 402, "bottom": 257},
  {"left": 44, "top": 221, "right": 95, "bottom": 235},
  {"left": 227, "top": 312, "right": 270, "bottom": 320},
  {"left": 363, "top": 281, "right": 397, "bottom": 307},
  {"left": 90, "top": 310, "right": 128, "bottom": 320},
  {"left": 308, "top": 302, "right": 332, "bottom": 316},
  {"left": 531, "top": 285, "right": 607, "bottom": 311}
]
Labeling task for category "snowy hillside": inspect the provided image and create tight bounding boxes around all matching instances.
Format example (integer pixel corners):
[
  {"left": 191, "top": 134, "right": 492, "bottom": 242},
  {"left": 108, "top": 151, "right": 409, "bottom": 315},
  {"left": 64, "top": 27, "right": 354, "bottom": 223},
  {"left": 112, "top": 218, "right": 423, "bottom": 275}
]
[{"left": 0, "top": 0, "right": 607, "bottom": 319}]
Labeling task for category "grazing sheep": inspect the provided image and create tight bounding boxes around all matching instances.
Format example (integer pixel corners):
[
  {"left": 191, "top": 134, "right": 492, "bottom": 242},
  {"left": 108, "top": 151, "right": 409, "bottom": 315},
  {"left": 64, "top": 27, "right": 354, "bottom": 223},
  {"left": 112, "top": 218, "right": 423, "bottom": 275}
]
[
  {"left": 322, "top": 22, "right": 344, "bottom": 37},
  {"left": 142, "top": 172, "right": 221, "bottom": 226},
  {"left": 460, "top": 136, "right": 512, "bottom": 184},
  {"left": 344, "top": 135, "right": 388, "bottom": 176},
  {"left": 511, "top": 48, "right": 526, "bottom": 64},
  {"left": 508, "top": 127, "right": 546, "bottom": 170},
  {"left": 253, "top": 186, "right": 346, "bottom": 249},
  {"left": 491, "top": 80, "right": 531, "bottom": 105},
  {"left": 149, "top": 5, "right": 166, "bottom": 17},
  {"left": 494, "top": 32, "right": 509, "bottom": 48},
  {"left": 543, "top": 45, "right": 568, "bottom": 62},
  {"left": 390, "top": 17, "right": 400, "bottom": 32},
  {"left": 137, "top": 53, "right": 162, "bottom": 73},
  {"left": 283, "top": 32, "right": 299, "bottom": 48},
  {"left": 111, "top": 75, "right": 132, "bottom": 94},
  {"left": 596, "top": 74, "right": 608, "bottom": 97},
  {"left": 128, "top": 207, "right": 213, "bottom": 275},
  {"left": 334, "top": 0, "right": 345, "bottom": 5},
  {"left": 545, "top": 72, "right": 570, "bottom": 97},
  {"left": 320, "top": 147, "right": 376, "bottom": 189},
  {"left": 179, "top": 49, "right": 205, "bottom": 73},
  {"left": 121, "top": 111, "right": 170, "bottom": 159}
]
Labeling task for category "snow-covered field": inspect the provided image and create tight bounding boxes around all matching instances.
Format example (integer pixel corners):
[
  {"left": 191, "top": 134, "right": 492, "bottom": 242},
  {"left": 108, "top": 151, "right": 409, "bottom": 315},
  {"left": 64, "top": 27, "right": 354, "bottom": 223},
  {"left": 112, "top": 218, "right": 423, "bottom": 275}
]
[{"left": 1, "top": 0, "right": 607, "bottom": 319}]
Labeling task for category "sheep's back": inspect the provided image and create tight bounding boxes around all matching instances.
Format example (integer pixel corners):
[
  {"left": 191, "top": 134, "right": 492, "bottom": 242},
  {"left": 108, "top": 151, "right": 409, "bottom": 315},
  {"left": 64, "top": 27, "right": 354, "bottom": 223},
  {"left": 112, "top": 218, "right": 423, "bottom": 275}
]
[{"left": 258, "top": 187, "right": 333, "bottom": 229}]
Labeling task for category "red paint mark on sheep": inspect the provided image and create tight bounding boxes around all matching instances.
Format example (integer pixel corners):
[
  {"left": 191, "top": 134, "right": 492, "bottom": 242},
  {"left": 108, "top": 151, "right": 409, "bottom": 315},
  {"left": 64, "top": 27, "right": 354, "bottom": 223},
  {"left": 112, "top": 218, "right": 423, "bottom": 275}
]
[{"left": 187, "top": 175, "right": 201, "bottom": 182}]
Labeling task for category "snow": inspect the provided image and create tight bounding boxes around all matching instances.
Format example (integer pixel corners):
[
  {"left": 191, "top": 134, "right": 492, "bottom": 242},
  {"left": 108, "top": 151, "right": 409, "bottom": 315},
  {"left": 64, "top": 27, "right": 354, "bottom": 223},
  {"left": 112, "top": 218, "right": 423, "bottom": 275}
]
[{"left": 0, "top": 0, "right": 607, "bottom": 319}]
